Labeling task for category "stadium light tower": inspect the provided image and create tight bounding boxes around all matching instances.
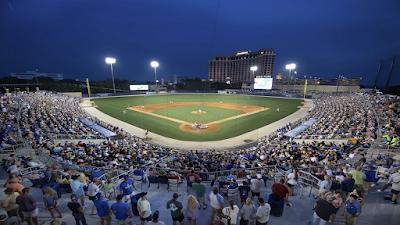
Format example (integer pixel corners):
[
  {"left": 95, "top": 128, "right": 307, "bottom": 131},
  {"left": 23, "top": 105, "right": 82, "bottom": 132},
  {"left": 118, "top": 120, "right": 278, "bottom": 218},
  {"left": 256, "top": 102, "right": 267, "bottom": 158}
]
[
  {"left": 151, "top": 61, "right": 159, "bottom": 86},
  {"left": 250, "top": 66, "right": 258, "bottom": 77},
  {"left": 286, "top": 63, "right": 296, "bottom": 92},
  {"left": 105, "top": 57, "right": 116, "bottom": 93}
]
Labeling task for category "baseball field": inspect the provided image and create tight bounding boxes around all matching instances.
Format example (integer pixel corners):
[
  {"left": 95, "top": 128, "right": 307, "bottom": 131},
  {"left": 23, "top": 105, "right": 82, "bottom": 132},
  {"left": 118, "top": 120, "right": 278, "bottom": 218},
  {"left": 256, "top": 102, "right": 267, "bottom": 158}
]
[{"left": 92, "top": 94, "right": 304, "bottom": 141}]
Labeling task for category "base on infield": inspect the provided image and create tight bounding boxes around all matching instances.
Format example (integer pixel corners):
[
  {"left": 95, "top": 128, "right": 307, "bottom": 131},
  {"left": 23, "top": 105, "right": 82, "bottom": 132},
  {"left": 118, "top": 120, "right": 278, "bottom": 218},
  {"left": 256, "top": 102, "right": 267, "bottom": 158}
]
[
  {"left": 179, "top": 122, "right": 220, "bottom": 133},
  {"left": 191, "top": 111, "right": 207, "bottom": 114}
]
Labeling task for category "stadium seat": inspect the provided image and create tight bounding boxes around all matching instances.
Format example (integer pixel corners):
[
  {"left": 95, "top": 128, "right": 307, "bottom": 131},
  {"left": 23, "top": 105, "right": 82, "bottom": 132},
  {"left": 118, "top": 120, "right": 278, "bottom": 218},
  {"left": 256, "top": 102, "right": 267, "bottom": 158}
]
[{"left": 168, "top": 179, "right": 179, "bottom": 192}]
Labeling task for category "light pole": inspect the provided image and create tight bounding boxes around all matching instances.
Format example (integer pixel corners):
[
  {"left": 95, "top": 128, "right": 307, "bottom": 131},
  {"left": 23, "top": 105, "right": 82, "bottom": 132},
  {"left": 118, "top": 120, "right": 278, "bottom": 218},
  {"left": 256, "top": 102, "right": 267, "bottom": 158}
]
[
  {"left": 293, "top": 70, "right": 297, "bottom": 93},
  {"left": 286, "top": 63, "right": 296, "bottom": 93},
  {"left": 250, "top": 66, "right": 258, "bottom": 77},
  {"left": 105, "top": 57, "right": 116, "bottom": 93},
  {"left": 151, "top": 61, "right": 159, "bottom": 86}
]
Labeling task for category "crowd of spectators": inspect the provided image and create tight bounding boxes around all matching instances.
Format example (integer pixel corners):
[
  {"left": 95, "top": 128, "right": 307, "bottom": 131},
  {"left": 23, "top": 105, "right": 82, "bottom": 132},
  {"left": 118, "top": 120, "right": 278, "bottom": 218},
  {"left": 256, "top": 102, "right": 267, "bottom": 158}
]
[{"left": 1, "top": 90, "right": 400, "bottom": 224}]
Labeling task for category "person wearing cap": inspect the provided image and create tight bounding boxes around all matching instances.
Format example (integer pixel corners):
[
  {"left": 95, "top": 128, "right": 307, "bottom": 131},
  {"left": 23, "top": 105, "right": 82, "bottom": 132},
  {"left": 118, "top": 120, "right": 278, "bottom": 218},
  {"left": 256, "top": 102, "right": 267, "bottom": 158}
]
[
  {"left": 93, "top": 193, "right": 112, "bottom": 225},
  {"left": 309, "top": 195, "right": 336, "bottom": 224},
  {"left": 340, "top": 173, "right": 355, "bottom": 199},
  {"left": 70, "top": 175, "right": 88, "bottom": 209},
  {"left": 147, "top": 210, "right": 165, "bottom": 225},
  {"left": 16, "top": 188, "right": 44, "bottom": 225},
  {"left": 166, "top": 193, "right": 184, "bottom": 225},
  {"left": 111, "top": 194, "right": 134, "bottom": 225},
  {"left": 191, "top": 178, "right": 207, "bottom": 209},
  {"left": 0, "top": 214, "right": 22, "bottom": 225},
  {"left": 207, "top": 187, "right": 224, "bottom": 221},
  {"left": 137, "top": 192, "right": 152, "bottom": 225},
  {"left": 344, "top": 194, "right": 362, "bottom": 225},
  {"left": 67, "top": 194, "right": 87, "bottom": 225},
  {"left": 250, "top": 174, "right": 263, "bottom": 201},
  {"left": 1, "top": 188, "right": 20, "bottom": 218},
  {"left": 363, "top": 164, "right": 376, "bottom": 195},
  {"left": 119, "top": 175, "right": 138, "bottom": 203}
]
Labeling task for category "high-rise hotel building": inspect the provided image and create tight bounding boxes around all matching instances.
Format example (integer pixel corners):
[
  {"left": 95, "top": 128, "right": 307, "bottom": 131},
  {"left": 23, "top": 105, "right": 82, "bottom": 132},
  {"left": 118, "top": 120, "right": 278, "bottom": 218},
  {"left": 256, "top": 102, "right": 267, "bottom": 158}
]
[{"left": 208, "top": 48, "right": 275, "bottom": 82}]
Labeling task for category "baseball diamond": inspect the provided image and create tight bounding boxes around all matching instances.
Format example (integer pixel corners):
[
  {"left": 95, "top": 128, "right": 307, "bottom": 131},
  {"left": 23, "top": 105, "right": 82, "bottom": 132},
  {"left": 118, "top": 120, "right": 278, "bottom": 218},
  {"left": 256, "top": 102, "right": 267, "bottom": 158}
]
[{"left": 92, "top": 94, "right": 305, "bottom": 141}]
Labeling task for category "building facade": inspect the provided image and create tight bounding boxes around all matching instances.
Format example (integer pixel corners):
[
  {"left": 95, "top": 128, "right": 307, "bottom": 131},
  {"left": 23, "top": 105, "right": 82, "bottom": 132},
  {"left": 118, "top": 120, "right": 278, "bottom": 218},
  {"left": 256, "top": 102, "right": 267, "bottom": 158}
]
[
  {"left": 11, "top": 71, "right": 63, "bottom": 80},
  {"left": 208, "top": 48, "right": 275, "bottom": 82}
]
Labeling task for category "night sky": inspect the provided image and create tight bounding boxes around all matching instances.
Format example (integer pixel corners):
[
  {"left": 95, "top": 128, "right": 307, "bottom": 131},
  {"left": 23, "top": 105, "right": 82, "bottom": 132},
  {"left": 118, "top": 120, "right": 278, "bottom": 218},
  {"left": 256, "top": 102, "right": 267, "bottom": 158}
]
[{"left": 1, "top": 0, "right": 399, "bottom": 86}]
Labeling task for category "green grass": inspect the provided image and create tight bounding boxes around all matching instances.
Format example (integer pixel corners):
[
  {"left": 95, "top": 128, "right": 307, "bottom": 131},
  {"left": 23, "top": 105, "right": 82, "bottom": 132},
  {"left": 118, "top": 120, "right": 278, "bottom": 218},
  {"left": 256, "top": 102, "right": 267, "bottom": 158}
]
[{"left": 92, "top": 94, "right": 303, "bottom": 141}]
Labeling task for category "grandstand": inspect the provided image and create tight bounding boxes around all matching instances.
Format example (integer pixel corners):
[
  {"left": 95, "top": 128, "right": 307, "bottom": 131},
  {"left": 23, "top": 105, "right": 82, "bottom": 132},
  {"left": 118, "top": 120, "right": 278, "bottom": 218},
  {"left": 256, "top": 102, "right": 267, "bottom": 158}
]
[{"left": 0, "top": 91, "right": 399, "bottom": 225}]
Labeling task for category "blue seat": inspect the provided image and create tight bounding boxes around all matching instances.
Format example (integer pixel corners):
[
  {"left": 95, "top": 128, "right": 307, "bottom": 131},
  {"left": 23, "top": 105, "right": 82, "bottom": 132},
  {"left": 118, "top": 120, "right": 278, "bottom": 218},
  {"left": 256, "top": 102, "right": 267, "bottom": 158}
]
[{"left": 148, "top": 176, "right": 158, "bottom": 188}]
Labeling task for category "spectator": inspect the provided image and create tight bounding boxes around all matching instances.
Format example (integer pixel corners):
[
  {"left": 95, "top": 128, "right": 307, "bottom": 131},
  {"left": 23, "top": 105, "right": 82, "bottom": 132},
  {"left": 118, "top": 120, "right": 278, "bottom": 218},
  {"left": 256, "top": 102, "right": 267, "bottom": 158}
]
[
  {"left": 133, "top": 165, "right": 147, "bottom": 182},
  {"left": 310, "top": 195, "right": 337, "bottom": 224},
  {"left": 349, "top": 166, "right": 366, "bottom": 190},
  {"left": 340, "top": 173, "right": 355, "bottom": 199},
  {"left": 111, "top": 194, "right": 134, "bottom": 225},
  {"left": 209, "top": 216, "right": 224, "bottom": 225},
  {"left": 147, "top": 210, "right": 165, "bottom": 225},
  {"left": 251, "top": 197, "right": 271, "bottom": 225},
  {"left": 363, "top": 165, "right": 376, "bottom": 195},
  {"left": 387, "top": 170, "right": 400, "bottom": 204},
  {"left": 93, "top": 192, "right": 112, "bottom": 225},
  {"left": 67, "top": 194, "right": 87, "bottom": 225},
  {"left": 187, "top": 170, "right": 199, "bottom": 183},
  {"left": 191, "top": 178, "right": 207, "bottom": 209},
  {"left": 1, "top": 188, "right": 20, "bottom": 218},
  {"left": 0, "top": 214, "right": 22, "bottom": 225},
  {"left": 271, "top": 179, "right": 291, "bottom": 207},
  {"left": 238, "top": 181, "right": 250, "bottom": 207},
  {"left": 27, "top": 171, "right": 42, "bottom": 181},
  {"left": 314, "top": 175, "right": 332, "bottom": 199},
  {"left": 119, "top": 175, "right": 138, "bottom": 203},
  {"left": 16, "top": 188, "right": 44, "bottom": 225},
  {"left": 70, "top": 175, "right": 87, "bottom": 209},
  {"left": 88, "top": 178, "right": 100, "bottom": 215},
  {"left": 286, "top": 168, "right": 298, "bottom": 197},
  {"left": 250, "top": 174, "right": 263, "bottom": 201},
  {"left": 43, "top": 187, "right": 62, "bottom": 219},
  {"left": 353, "top": 154, "right": 366, "bottom": 169},
  {"left": 6, "top": 162, "right": 18, "bottom": 174},
  {"left": 207, "top": 187, "right": 224, "bottom": 221},
  {"left": 344, "top": 194, "right": 362, "bottom": 225},
  {"left": 240, "top": 198, "right": 256, "bottom": 225},
  {"left": 222, "top": 199, "right": 239, "bottom": 225},
  {"left": 43, "top": 168, "right": 52, "bottom": 180},
  {"left": 166, "top": 193, "right": 184, "bottom": 225},
  {"left": 181, "top": 195, "right": 200, "bottom": 225},
  {"left": 137, "top": 192, "right": 152, "bottom": 225},
  {"left": 104, "top": 178, "right": 115, "bottom": 200},
  {"left": 8, "top": 178, "right": 24, "bottom": 194}
]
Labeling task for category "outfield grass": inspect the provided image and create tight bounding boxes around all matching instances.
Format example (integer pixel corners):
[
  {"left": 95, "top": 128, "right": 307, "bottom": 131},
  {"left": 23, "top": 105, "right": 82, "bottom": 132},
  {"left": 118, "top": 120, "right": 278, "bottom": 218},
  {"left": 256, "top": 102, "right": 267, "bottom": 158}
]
[{"left": 92, "top": 94, "right": 303, "bottom": 141}]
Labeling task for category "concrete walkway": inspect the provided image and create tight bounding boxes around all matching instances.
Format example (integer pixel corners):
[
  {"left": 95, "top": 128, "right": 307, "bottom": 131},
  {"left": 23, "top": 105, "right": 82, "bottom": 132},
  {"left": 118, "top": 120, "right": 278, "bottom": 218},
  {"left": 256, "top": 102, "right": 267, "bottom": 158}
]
[{"left": 83, "top": 98, "right": 313, "bottom": 149}]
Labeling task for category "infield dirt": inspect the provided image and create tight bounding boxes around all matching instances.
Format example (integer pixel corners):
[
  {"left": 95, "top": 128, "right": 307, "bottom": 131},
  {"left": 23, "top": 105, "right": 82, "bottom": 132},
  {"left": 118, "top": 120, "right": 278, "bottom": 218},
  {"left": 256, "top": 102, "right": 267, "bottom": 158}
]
[{"left": 129, "top": 102, "right": 269, "bottom": 133}]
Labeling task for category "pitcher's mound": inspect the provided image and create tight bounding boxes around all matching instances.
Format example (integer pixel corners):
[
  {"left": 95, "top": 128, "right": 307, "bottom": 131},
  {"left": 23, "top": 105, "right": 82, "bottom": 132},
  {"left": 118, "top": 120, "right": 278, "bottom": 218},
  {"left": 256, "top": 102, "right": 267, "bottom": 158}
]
[
  {"left": 179, "top": 122, "right": 220, "bottom": 133},
  {"left": 191, "top": 111, "right": 207, "bottom": 114}
]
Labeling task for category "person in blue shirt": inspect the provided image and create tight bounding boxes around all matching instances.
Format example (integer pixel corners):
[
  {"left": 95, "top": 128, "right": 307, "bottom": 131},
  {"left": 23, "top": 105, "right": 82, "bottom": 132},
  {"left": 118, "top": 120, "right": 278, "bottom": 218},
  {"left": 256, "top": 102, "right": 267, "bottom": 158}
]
[
  {"left": 119, "top": 175, "right": 137, "bottom": 203},
  {"left": 111, "top": 194, "right": 134, "bottom": 225},
  {"left": 363, "top": 165, "right": 376, "bottom": 195},
  {"left": 344, "top": 194, "right": 362, "bottom": 225},
  {"left": 340, "top": 173, "right": 355, "bottom": 199},
  {"left": 133, "top": 166, "right": 147, "bottom": 182},
  {"left": 94, "top": 192, "right": 112, "bottom": 225}
]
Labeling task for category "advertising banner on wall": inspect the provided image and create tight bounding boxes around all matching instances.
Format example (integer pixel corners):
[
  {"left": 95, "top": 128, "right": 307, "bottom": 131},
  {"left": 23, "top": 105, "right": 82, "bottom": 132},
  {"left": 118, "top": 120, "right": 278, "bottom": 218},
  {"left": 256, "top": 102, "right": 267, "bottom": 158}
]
[{"left": 129, "top": 85, "right": 149, "bottom": 91}]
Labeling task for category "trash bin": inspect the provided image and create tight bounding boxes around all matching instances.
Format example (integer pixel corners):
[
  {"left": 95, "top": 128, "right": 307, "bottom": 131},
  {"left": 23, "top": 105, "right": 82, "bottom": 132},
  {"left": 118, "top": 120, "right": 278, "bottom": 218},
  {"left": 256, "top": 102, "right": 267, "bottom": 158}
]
[
  {"left": 42, "top": 182, "right": 62, "bottom": 198},
  {"left": 268, "top": 193, "right": 284, "bottom": 217},
  {"left": 131, "top": 193, "right": 142, "bottom": 216}
]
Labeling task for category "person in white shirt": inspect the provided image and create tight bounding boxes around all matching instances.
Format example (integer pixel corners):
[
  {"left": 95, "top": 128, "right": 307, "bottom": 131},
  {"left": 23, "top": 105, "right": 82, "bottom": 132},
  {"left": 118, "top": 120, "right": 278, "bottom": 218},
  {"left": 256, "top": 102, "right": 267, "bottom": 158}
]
[
  {"left": 251, "top": 197, "right": 271, "bottom": 225},
  {"left": 88, "top": 178, "right": 100, "bottom": 215},
  {"left": 286, "top": 168, "right": 298, "bottom": 197},
  {"left": 207, "top": 187, "right": 224, "bottom": 221}
]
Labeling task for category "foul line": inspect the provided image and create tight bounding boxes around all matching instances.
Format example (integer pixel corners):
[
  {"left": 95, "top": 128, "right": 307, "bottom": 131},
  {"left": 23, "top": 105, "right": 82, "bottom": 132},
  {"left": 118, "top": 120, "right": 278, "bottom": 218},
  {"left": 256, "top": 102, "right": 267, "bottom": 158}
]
[{"left": 128, "top": 107, "right": 270, "bottom": 126}]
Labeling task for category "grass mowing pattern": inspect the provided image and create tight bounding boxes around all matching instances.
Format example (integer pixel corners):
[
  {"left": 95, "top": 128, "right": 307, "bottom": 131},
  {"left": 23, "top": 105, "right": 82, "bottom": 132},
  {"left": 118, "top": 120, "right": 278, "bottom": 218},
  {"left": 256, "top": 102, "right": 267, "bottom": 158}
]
[{"left": 92, "top": 94, "right": 303, "bottom": 141}]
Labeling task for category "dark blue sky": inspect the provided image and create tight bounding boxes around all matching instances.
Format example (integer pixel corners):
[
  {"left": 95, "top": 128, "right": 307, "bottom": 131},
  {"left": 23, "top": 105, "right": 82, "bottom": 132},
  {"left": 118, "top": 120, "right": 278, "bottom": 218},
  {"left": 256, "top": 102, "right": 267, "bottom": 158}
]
[{"left": 1, "top": 0, "right": 399, "bottom": 86}]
